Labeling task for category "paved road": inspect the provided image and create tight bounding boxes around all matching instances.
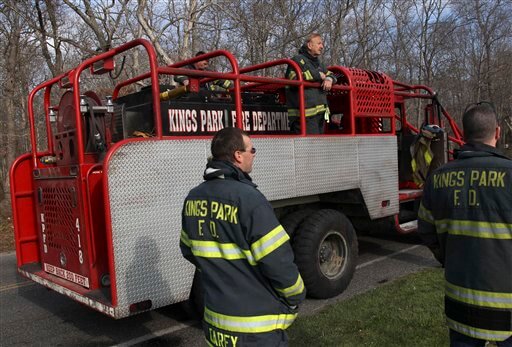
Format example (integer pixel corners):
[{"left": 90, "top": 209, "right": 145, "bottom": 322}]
[{"left": 0, "top": 233, "right": 439, "bottom": 346}]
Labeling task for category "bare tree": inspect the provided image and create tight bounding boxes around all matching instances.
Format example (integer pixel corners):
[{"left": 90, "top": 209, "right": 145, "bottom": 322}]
[{"left": 0, "top": 1, "right": 39, "bottom": 205}]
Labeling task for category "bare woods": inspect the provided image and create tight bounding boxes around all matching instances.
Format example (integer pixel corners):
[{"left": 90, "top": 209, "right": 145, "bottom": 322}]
[{"left": 1, "top": 0, "right": 511, "bottom": 210}]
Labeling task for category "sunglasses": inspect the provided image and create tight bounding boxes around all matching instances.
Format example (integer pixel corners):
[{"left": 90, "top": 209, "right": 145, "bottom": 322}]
[{"left": 239, "top": 147, "right": 256, "bottom": 154}]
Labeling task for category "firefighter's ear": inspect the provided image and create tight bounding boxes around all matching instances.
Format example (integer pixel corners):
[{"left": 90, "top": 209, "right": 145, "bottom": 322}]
[
  {"left": 495, "top": 126, "right": 501, "bottom": 141},
  {"left": 233, "top": 150, "right": 243, "bottom": 165}
]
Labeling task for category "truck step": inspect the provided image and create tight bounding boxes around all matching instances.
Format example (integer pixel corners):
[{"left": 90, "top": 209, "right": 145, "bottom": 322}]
[
  {"left": 395, "top": 219, "right": 418, "bottom": 234},
  {"left": 399, "top": 189, "right": 422, "bottom": 202}
]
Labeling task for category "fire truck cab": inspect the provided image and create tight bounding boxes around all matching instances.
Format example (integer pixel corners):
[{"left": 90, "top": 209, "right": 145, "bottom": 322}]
[{"left": 10, "top": 39, "right": 463, "bottom": 318}]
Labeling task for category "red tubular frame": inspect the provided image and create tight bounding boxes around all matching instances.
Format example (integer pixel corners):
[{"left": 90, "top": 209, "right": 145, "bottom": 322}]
[
  {"left": 28, "top": 73, "right": 66, "bottom": 168},
  {"left": 71, "top": 39, "right": 161, "bottom": 158},
  {"left": 392, "top": 80, "right": 464, "bottom": 146}
]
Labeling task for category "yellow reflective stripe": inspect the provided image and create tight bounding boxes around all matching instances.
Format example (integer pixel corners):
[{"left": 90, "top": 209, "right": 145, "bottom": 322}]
[
  {"left": 251, "top": 225, "right": 289, "bottom": 261},
  {"left": 304, "top": 70, "right": 314, "bottom": 80},
  {"left": 204, "top": 307, "right": 297, "bottom": 333},
  {"left": 276, "top": 274, "right": 305, "bottom": 298},
  {"left": 222, "top": 80, "right": 231, "bottom": 88},
  {"left": 287, "top": 108, "right": 315, "bottom": 117},
  {"left": 424, "top": 149, "right": 433, "bottom": 165},
  {"left": 418, "top": 203, "right": 434, "bottom": 224},
  {"left": 305, "top": 107, "right": 318, "bottom": 117},
  {"left": 411, "top": 158, "right": 418, "bottom": 172},
  {"left": 287, "top": 108, "right": 298, "bottom": 117},
  {"left": 180, "top": 230, "right": 191, "bottom": 247},
  {"left": 189, "top": 239, "right": 257, "bottom": 265},
  {"left": 435, "top": 219, "right": 512, "bottom": 239},
  {"left": 446, "top": 318, "right": 512, "bottom": 342},
  {"left": 288, "top": 71, "right": 297, "bottom": 80},
  {"left": 315, "top": 104, "right": 326, "bottom": 114},
  {"left": 288, "top": 104, "right": 327, "bottom": 118},
  {"left": 445, "top": 281, "right": 512, "bottom": 309}
]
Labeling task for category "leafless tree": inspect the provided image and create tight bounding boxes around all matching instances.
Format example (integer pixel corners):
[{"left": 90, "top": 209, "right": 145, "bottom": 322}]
[{"left": 1, "top": 0, "right": 512, "bottom": 208}]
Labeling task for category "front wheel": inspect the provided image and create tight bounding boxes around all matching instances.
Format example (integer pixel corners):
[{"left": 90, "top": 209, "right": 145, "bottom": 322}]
[{"left": 293, "top": 209, "right": 358, "bottom": 299}]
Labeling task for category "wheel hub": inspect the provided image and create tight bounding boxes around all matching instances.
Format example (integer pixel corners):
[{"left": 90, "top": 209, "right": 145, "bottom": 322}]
[{"left": 318, "top": 231, "right": 347, "bottom": 279}]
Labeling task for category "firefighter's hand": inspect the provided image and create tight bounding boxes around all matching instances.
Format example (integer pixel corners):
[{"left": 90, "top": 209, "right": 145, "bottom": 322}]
[
  {"left": 322, "top": 78, "right": 333, "bottom": 91},
  {"left": 183, "top": 79, "right": 190, "bottom": 86}
]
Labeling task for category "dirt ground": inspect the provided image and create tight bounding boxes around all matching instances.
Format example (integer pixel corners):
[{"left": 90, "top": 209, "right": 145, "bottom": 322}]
[{"left": 0, "top": 217, "right": 15, "bottom": 252}]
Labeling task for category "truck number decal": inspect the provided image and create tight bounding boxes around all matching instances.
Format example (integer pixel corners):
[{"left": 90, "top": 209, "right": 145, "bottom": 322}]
[
  {"left": 41, "top": 213, "right": 48, "bottom": 254},
  {"left": 76, "top": 217, "right": 83, "bottom": 264}
]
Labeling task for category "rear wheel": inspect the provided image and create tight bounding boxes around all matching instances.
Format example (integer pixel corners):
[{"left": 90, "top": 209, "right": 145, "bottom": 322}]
[
  {"left": 279, "top": 208, "right": 314, "bottom": 240},
  {"left": 293, "top": 209, "right": 358, "bottom": 299}
]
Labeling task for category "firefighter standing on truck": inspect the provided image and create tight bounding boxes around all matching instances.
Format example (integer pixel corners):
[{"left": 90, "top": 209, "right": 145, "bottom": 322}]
[
  {"left": 285, "top": 33, "right": 337, "bottom": 134},
  {"left": 418, "top": 102, "right": 512, "bottom": 346},
  {"left": 174, "top": 51, "right": 233, "bottom": 91},
  {"left": 180, "top": 127, "right": 306, "bottom": 347}
]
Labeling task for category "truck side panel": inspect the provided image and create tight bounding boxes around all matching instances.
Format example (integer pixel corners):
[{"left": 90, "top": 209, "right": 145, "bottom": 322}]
[{"left": 104, "top": 135, "right": 398, "bottom": 316}]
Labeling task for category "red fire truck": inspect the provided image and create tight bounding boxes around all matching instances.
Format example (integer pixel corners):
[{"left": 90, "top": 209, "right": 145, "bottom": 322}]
[{"left": 10, "top": 39, "right": 463, "bottom": 318}]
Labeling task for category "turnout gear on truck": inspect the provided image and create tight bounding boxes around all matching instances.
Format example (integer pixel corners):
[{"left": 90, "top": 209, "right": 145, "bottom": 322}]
[
  {"left": 410, "top": 124, "right": 444, "bottom": 187},
  {"left": 285, "top": 44, "right": 336, "bottom": 134},
  {"left": 418, "top": 142, "right": 512, "bottom": 342},
  {"left": 180, "top": 160, "right": 305, "bottom": 346},
  {"left": 174, "top": 63, "right": 233, "bottom": 91}
]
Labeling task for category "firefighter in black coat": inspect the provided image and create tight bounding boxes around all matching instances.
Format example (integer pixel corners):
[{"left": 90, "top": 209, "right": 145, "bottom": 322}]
[
  {"left": 181, "top": 127, "right": 305, "bottom": 347},
  {"left": 174, "top": 51, "right": 233, "bottom": 91},
  {"left": 285, "top": 33, "right": 337, "bottom": 134},
  {"left": 418, "top": 102, "right": 512, "bottom": 346}
]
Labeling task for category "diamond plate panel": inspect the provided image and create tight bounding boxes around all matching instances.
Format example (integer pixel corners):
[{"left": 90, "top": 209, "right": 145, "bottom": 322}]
[
  {"left": 295, "top": 137, "right": 359, "bottom": 196},
  {"left": 357, "top": 136, "right": 399, "bottom": 218},
  {"left": 250, "top": 138, "right": 296, "bottom": 201},
  {"left": 105, "top": 135, "right": 398, "bottom": 316},
  {"left": 107, "top": 140, "right": 209, "bottom": 313}
]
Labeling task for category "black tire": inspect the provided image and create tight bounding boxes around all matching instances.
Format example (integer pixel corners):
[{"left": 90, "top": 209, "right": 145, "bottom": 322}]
[
  {"left": 279, "top": 208, "right": 314, "bottom": 240},
  {"left": 293, "top": 209, "right": 358, "bottom": 299}
]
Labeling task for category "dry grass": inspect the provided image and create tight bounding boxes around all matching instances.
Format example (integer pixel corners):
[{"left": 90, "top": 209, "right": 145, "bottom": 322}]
[{"left": 0, "top": 216, "right": 15, "bottom": 253}]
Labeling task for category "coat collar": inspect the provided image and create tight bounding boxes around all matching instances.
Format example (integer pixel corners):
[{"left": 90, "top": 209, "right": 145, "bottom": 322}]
[
  {"left": 203, "top": 159, "right": 257, "bottom": 187},
  {"left": 455, "top": 142, "right": 511, "bottom": 160}
]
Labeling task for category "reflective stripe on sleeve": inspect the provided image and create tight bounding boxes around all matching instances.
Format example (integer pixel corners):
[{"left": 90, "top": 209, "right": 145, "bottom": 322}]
[
  {"left": 288, "top": 71, "right": 297, "bottom": 80},
  {"left": 276, "top": 274, "right": 305, "bottom": 298},
  {"left": 446, "top": 281, "right": 512, "bottom": 309},
  {"left": 204, "top": 307, "right": 297, "bottom": 333},
  {"left": 180, "top": 229, "right": 191, "bottom": 247},
  {"left": 418, "top": 202, "right": 435, "bottom": 225},
  {"left": 251, "top": 225, "right": 289, "bottom": 261},
  {"left": 446, "top": 318, "right": 512, "bottom": 342},
  {"left": 435, "top": 219, "right": 512, "bottom": 239},
  {"left": 189, "top": 239, "right": 256, "bottom": 265},
  {"left": 304, "top": 70, "right": 314, "bottom": 80}
]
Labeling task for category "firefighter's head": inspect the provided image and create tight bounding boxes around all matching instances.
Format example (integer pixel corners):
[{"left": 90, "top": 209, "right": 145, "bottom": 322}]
[
  {"left": 462, "top": 102, "right": 500, "bottom": 146},
  {"left": 305, "top": 33, "right": 324, "bottom": 57},
  {"left": 211, "top": 127, "right": 256, "bottom": 173},
  {"left": 193, "top": 51, "right": 209, "bottom": 70}
]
